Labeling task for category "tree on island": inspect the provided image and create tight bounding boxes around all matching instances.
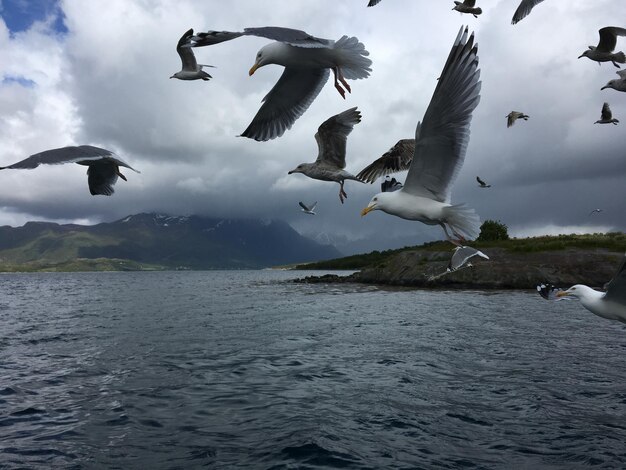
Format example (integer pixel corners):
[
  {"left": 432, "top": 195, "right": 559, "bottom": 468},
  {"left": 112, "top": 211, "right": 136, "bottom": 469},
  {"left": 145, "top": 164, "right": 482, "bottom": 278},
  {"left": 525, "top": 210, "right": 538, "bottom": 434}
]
[{"left": 477, "top": 220, "right": 510, "bottom": 241}]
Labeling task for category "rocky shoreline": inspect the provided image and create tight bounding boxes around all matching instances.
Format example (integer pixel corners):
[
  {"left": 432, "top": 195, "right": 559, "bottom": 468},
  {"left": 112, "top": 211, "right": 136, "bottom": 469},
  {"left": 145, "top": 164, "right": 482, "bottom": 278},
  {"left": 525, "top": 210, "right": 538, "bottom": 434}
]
[{"left": 294, "top": 248, "right": 624, "bottom": 290}]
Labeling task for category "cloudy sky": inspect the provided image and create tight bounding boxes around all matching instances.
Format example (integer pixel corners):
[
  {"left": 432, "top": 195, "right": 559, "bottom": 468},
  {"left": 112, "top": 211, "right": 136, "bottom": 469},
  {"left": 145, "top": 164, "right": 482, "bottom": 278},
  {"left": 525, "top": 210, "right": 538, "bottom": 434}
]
[{"left": 1, "top": 0, "right": 625, "bottom": 254}]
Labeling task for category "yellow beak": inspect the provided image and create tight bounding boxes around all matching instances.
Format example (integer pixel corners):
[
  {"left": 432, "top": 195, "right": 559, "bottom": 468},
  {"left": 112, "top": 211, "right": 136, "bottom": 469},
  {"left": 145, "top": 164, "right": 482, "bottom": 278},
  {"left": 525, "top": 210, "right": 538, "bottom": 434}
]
[
  {"left": 249, "top": 63, "right": 260, "bottom": 76},
  {"left": 556, "top": 291, "right": 569, "bottom": 298},
  {"left": 361, "top": 206, "right": 374, "bottom": 217}
]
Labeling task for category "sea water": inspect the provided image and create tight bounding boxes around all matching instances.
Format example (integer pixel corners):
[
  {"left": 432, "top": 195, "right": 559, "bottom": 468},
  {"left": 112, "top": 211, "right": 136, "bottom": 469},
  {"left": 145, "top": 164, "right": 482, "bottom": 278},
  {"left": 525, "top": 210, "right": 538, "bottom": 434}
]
[{"left": 1, "top": 270, "right": 625, "bottom": 468}]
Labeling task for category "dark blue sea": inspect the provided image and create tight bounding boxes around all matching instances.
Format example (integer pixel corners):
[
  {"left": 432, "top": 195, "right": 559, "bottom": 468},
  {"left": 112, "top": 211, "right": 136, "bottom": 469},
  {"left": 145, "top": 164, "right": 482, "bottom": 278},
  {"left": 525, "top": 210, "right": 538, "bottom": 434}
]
[{"left": 1, "top": 270, "right": 625, "bottom": 469}]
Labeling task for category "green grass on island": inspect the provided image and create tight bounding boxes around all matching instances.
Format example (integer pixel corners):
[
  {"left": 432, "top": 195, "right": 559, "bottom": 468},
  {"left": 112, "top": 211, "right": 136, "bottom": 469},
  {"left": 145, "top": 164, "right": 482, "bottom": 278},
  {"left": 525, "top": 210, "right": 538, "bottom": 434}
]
[{"left": 295, "top": 232, "right": 626, "bottom": 270}]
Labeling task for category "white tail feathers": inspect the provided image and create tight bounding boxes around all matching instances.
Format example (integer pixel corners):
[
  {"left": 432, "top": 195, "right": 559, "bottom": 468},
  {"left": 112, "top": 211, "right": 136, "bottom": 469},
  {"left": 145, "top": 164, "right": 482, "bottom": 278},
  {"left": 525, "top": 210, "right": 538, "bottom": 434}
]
[
  {"left": 443, "top": 204, "right": 481, "bottom": 241},
  {"left": 333, "top": 36, "right": 372, "bottom": 80}
]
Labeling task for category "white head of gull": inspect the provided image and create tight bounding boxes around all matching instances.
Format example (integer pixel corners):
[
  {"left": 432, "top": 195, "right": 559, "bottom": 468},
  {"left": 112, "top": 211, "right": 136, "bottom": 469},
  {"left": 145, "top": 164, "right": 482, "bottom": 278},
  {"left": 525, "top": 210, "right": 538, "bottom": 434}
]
[
  {"left": 0, "top": 145, "right": 139, "bottom": 196},
  {"left": 188, "top": 26, "right": 372, "bottom": 141},
  {"left": 361, "top": 27, "right": 482, "bottom": 246},
  {"left": 288, "top": 107, "right": 364, "bottom": 204},
  {"left": 601, "top": 70, "right": 626, "bottom": 92}
]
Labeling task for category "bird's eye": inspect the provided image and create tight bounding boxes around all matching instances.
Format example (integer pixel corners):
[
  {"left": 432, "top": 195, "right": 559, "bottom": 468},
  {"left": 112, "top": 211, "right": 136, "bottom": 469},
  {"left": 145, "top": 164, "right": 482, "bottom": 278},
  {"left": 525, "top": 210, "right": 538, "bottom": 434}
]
[{"left": 373, "top": 197, "right": 378, "bottom": 202}]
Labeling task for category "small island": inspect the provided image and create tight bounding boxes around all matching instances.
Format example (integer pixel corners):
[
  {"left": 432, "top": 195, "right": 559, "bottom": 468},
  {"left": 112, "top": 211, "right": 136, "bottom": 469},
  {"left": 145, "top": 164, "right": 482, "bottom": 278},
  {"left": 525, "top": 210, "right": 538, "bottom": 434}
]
[{"left": 294, "top": 231, "right": 626, "bottom": 290}]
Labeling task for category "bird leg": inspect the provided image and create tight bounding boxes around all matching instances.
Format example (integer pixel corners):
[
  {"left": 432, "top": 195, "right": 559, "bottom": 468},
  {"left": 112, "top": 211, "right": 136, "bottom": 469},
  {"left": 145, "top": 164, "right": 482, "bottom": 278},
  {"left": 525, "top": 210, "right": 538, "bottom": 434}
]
[
  {"left": 332, "top": 67, "right": 350, "bottom": 99},
  {"left": 338, "top": 181, "right": 348, "bottom": 204},
  {"left": 440, "top": 223, "right": 463, "bottom": 247},
  {"left": 612, "top": 60, "right": 621, "bottom": 68},
  {"left": 115, "top": 166, "right": 127, "bottom": 181}
]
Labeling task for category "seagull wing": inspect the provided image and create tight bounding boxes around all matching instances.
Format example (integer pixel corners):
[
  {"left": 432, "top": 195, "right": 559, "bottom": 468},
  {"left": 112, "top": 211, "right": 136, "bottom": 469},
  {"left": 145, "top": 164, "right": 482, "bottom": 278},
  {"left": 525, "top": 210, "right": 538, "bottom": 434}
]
[
  {"left": 176, "top": 28, "right": 199, "bottom": 71},
  {"left": 476, "top": 176, "right": 486, "bottom": 185},
  {"left": 601, "top": 102, "right": 612, "bottom": 120},
  {"left": 314, "top": 107, "right": 361, "bottom": 170},
  {"left": 243, "top": 27, "right": 332, "bottom": 48},
  {"left": 449, "top": 245, "right": 489, "bottom": 271},
  {"left": 0, "top": 145, "right": 137, "bottom": 171},
  {"left": 189, "top": 30, "right": 245, "bottom": 47},
  {"left": 507, "top": 112, "right": 518, "bottom": 128},
  {"left": 356, "top": 138, "right": 415, "bottom": 184},
  {"left": 464, "top": 0, "right": 477, "bottom": 6},
  {"left": 299, "top": 201, "right": 310, "bottom": 211},
  {"left": 604, "top": 254, "right": 626, "bottom": 304},
  {"left": 240, "top": 67, "right": 330, "bottom": 141},
  {"left": 597, "top": 27, "right": 626, "bottom": 53},
  {"left": 368, "top": 0, "right": 382, "bottom": 6},
  {"left": 511, "top": 0, "right": 545, "bottom": 24},
  {"left": 403, "top": 26, "right": 481, "bottom": 202},
  {"left": 617, "top": 70, "right": 626, "bottom": 79},
  {"left": 310, "top": 201, "right": 318, "bottom": 211}
]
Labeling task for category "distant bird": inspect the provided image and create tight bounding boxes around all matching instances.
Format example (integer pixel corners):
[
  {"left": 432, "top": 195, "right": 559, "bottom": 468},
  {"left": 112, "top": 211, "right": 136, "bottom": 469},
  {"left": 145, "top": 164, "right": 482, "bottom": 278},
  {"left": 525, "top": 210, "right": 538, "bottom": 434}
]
[
  {"left": 381, "top": 176, "right": 403, "bottom": 192},
  {"left": 511, "top": 0, "right": 545, "bottom": 25},
  {"left": 578, "top": 27, "right": 626, "bottom": 68},
  {"left": 601, "top": 70, "right": 626, "bottom": 92},
  {"left": 538, "top": 254, "right": 626, "bottom": 324},
  {"left": 594, "top": 102, "right": 619, "bottom": 125},
  {"left": 507, "top": 111, "right": 529, "bottom": 128},
  {"left": 589, "top": 208, "right": 604, "bottom": 216},
  {"left": 298, "top": 201, "right": 317, "bottom": 215},
  {"left": 0, "top": 145, "right": 139, "bottom": 196},
  {"left": 361, "top": 27, "right": 482, "bottom": 246},
  {"left": 448, "top": 245, "right": 489, "bottom": 271},
  {"left": 476, "top": 176, "right": 491, "bottom": 188},
  {"left": 367, "top": 0, "right": 382, "bottom": 6},
  {"left": 288, "top": 107, "right": 364, "bottom": 204},
  {"left": 170, "top": 29, "right": 213, "bottom": 81},
  {"left": 356, "top": 139, "right": 415, "bottom": 184},
  {"left": 452, "top": 0, "right": 482, "bottom": 18},
  {"left": 187, "top": 26, "right": 372, "bottom": 141}
]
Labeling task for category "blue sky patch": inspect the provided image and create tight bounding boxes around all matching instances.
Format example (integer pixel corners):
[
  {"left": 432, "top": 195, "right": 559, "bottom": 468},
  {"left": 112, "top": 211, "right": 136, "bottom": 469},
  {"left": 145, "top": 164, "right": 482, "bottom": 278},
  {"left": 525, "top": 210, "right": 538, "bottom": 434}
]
[
  {"left": 1, "top": 0, "right": 68, "bottom": 33},
  {"left": 2, "top": 75, "right": 36, "bottom": 87}
]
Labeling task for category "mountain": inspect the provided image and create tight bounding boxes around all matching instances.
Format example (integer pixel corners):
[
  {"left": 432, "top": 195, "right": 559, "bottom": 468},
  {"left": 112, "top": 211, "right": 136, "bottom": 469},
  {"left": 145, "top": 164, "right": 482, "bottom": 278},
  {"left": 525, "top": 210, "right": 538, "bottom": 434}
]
[{"left": 0, "top": 213, "right": 341, "bottom": 271}]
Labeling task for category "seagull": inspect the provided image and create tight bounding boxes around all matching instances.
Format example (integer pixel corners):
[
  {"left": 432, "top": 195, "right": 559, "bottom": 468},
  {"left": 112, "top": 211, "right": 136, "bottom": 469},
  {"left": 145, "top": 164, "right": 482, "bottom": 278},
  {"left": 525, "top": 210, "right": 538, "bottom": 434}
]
[
  {"left": 299, "top": 201, "right": 317, "bottom": 215},
  {"left": 0, "top": 145, "right": 139, "bottom": 196},
  {"left": 448, "top": 245, "right": 489, "bottom": 271},
  {"left": 602, "top": 70, "right": 626, "bottom": 92},
  {"left": 594, "top": 102, "right": 619, "bottom": 125},
  {"left": 356, "top": 139, "right": 415, "bottom": 184},
  {"left": 589, "top": 208, "right": 604, "bottom": 216},
  {"left": 476, "top": 176, "right": 491, "bottom": 188},
  {"left": 187, "top": 26, "right": 372, "bottom": 141},
  {"left": 578, "top": 27, "right": 626, "bottom": 68},
  {"left": 507, "top": 111, "right": 529, "bottom": 127},
  {"left": 452, "top": 0, "right": 482, "bottom": 18},
  {"left": 367, "top": 0, "right": 382, "bottom": 6},
  {"left": 541, "top": 254, "right": 626, "bottom": 324},
  {"left": 361, "top": 27, "right": 482, "bottom": 246},
  {"left": 511, "top": 0, "right": 545, "bottom": 25},
  {"left": 381, "top": 176, "right": 403, "bottom": 192},
  {"left": 170, "top": 29, "right": 213, "bottom": 81},
  {"left": 288, "top": 107, "right": 364, "bottom": 204}
]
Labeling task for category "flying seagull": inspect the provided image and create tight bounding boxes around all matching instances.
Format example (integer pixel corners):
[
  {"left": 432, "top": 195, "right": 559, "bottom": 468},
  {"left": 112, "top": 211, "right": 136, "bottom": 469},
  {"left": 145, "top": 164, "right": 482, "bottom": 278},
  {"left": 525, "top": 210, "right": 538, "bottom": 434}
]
[
  {"left": 601, "top": 70, "right": 626, "bottom": 92},
  {"left": 288, "top": 107, "right": 364, "bottom": 204},
  {"left": 381, "top": 176, "right": 403, "bottom": 192},
  {"left": 452, "top": 0, "right": 482, "bottom": 18},
  {"left": 507, "top": 111, "right": 529, "bottom": 128},
  {"left": 476, "top": 176, "right": 491, "bottom": 188},
  {"left": 0, "top": 145, "right": 139, "bottom": 196},
  {"left": 595, "top": 102, "right": 619, "bottom": 125},
  {"left": 448, "top": 245, "right": 489, "bottom": 271},
  {"left": 299, "top": 201, "right": 317, "bottom": 215},
  {"left": 170, "top": 29, "right": 213, "bottom": 81},
  {"left": 187, "top": 26, "right": 372, "bottom": 141},
  {"left": 511, "top": 0, "right": 545, "bottom": 25},
  {"left": 361, "top": 27, "right": 482, "bottom": 246},
  {"left": 367, "top": 0, "right": 382, "bottom": 6},
  {"left": 578, "top": 27, "right": 626, "bottom": 68},
  {"left": 589, "top": 208, "right": 603, "bottom": 216},
  {"left": 356, "top": 139, "right": 415, "bottom": 184},
  {"left": 538, "top": 254, "right": 626, "bottom": 324}
]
